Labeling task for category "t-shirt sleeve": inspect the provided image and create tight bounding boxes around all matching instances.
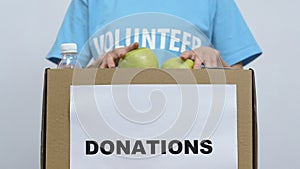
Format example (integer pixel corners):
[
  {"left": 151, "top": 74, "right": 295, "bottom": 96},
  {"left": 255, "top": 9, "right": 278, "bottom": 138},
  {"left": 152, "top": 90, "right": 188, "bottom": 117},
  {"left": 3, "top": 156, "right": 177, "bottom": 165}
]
[
  {"left": 46, "top": 0, "right": 91, "bottom": 67},
  {"left": 212, "top": 0, "right": 262, "bottom": 66}
]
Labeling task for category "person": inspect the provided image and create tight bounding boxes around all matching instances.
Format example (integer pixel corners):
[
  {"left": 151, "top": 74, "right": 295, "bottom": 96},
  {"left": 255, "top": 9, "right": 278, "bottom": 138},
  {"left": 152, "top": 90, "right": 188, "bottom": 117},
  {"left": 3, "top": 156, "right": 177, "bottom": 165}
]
[{"left": 46, "top": 0, "right": 262, "bottom": 69}]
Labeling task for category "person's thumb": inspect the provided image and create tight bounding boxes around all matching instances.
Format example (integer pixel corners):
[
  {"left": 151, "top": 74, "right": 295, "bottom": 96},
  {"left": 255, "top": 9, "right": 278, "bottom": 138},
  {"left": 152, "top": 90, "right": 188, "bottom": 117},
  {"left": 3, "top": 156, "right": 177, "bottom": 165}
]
[{"left": 126, "top": 42, "right": 139, "bottom": 52}]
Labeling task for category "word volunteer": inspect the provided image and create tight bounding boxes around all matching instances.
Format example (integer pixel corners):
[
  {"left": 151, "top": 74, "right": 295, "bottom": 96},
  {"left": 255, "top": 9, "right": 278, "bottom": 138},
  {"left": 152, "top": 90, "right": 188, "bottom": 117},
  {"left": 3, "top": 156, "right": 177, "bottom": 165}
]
[{"left": 92, "top": 28, "right": 204, "bottom": 55}]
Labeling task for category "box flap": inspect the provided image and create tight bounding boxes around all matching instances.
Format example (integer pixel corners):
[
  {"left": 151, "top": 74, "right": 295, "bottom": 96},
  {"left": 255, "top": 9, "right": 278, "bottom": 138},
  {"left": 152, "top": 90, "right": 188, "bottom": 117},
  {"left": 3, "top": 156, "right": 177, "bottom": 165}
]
[
  {"left": 250, "top": 68, "right": 258, "bottom": 169},
  {"left": 40, "top": 68, "right": 50, "bottom": 169}
]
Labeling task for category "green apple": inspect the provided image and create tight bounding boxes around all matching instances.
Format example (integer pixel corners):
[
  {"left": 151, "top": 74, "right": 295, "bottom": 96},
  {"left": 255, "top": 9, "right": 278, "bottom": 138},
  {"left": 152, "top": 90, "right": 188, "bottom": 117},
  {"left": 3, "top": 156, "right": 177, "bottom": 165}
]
[
  {"left": 118, "top": 47, "right": 159, "bottom": 68},
  {"left": 161, "top": 57, "right": 194, "bottom": 69}
]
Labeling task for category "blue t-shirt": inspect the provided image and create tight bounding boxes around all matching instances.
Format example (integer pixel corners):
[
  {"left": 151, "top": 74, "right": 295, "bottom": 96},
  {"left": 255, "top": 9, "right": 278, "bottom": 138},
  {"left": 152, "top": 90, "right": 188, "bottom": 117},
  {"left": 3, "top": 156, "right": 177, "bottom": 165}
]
[{"left": 47, "top": 0, "right": 262, "bottom": 67}]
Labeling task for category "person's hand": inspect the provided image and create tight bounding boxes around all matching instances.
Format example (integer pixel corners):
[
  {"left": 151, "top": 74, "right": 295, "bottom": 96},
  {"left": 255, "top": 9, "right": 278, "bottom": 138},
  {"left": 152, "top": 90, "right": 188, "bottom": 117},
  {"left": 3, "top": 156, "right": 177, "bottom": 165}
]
[
  {"left": 180, "top": 46, "right": 229, "bottom": 69},
  {"left": 90, "top": 42, "right": 139, "bottom": 68}
]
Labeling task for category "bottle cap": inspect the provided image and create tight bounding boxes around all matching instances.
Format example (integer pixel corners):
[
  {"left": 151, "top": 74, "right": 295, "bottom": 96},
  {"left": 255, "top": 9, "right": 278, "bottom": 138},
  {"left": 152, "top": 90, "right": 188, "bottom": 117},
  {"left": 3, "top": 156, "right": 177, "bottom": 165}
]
[{"left": 60, "top": 43, "right": 77, "bottom": 54}]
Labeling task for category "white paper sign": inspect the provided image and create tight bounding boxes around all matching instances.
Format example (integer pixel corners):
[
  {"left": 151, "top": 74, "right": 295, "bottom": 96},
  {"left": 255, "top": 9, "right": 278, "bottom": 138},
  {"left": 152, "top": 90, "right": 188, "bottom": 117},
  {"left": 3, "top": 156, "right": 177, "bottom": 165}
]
[{"left": 70, "top": 84, "right": 237, "bottom": 169}]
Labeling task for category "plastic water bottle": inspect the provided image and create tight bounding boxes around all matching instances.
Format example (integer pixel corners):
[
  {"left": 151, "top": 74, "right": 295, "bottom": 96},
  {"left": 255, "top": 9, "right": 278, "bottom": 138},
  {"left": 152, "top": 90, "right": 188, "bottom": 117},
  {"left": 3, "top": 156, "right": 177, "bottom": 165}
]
[{"left": 57, "top": 43, "right": 82, "bottom": 68}]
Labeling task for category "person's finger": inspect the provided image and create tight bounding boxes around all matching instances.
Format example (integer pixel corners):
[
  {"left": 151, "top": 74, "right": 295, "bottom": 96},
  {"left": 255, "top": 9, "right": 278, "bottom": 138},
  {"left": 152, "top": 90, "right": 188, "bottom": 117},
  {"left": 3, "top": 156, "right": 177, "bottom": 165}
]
[
  {"left": 115, "top": 42, "right": 139, "bottom": 58},
  {"left": 99, "top": 42, "right": 140, "bottom": 68},
  {"left": 213, "top": 49, "right": 224, "bottom": 67},
  {"left": 193, "top": 54, "right": 204, "bottom": 69},
  {"left": 180, "top": 50, "right": 194, "bottom": 60},
  {"left": 106, "top": 52, "right": 116, "bottom": 68},
  {"left": 203, "top": 54, "right": 218, "bottom": 67},
  {"left": 193, "top": 47, "right": 223, "bottom": 67},
  {"left": 126, "top": 42, "right": 139, "bottom": 52},
  {"left": 206, "top": 49, "right": 223, "bottom": 67},
  {"left": 99, "top": 59, "right": 107, "bottom": 68}
]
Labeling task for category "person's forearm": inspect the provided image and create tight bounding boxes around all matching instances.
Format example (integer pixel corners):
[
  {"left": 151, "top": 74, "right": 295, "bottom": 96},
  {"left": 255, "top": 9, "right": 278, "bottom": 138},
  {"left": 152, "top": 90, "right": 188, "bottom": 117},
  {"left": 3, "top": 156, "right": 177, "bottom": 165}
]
[
  {"left": 220, "top": 57, "right": 243, "bottom": 69},
  {"left": 231, "top": 62, "right": 243, "bottom": 69}
]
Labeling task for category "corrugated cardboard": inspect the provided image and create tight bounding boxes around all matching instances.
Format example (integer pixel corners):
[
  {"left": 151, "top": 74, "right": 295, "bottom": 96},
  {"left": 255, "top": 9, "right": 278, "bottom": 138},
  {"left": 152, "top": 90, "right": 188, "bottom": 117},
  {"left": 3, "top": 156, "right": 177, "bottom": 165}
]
[{"left": 41, "top": 68, "right": 257, "bottom": 169}]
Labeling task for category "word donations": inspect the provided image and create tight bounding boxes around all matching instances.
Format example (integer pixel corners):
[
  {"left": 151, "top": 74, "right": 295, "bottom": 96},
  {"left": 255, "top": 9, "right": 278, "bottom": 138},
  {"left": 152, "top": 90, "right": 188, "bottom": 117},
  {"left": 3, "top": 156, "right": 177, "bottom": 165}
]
[{"left": 86, "top": 139, "right": 213, "bottom": 156}]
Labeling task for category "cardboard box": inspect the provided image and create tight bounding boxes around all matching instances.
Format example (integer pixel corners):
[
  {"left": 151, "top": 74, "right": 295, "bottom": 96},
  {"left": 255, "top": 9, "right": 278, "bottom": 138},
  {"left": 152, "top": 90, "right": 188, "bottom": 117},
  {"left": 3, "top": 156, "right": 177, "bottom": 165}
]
[{"left": 41, "top": 68, "right": 257, "bottom": 169}]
